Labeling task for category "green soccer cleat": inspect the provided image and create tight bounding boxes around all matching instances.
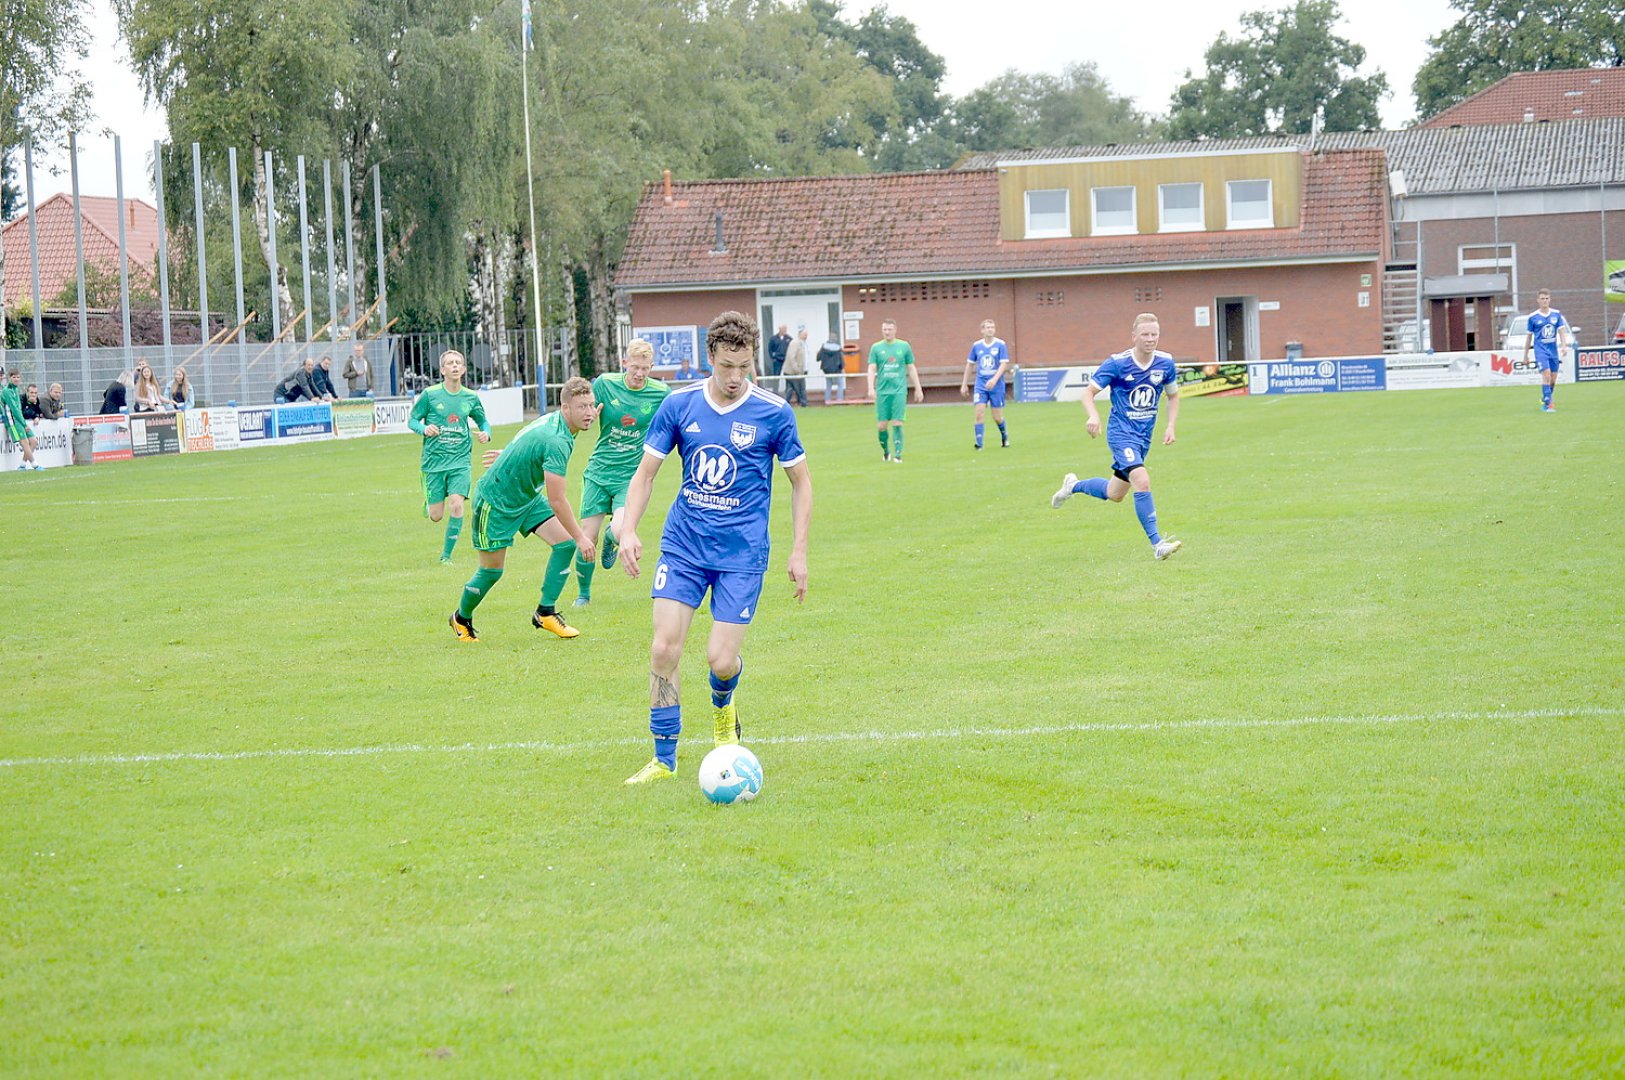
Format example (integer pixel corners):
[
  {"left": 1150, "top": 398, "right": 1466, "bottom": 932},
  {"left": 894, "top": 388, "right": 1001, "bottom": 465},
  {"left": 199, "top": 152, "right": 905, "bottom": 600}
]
[
  {"left": 624, "top": 757, "right": 676, "bottom": 785},
  {"left": 600, "top": 529, "right": 619, "bottom": 569},
  {"left": 712, "top": 703, "right": 741, "bottom": 746}
]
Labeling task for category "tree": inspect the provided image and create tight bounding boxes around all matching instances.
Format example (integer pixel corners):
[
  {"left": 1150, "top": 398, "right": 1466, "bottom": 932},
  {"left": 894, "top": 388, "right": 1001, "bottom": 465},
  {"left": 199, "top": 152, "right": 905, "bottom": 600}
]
[
  {"left": 810, "top": 1, "right": 951, "bottom": 170},
  {"left": 1413, "top": 0, "right": 1625, "bottom": 120},
  {"left": 952, "top": 63, "right": 1156, "bottom": 152},
  {"left": 1167, "top": 0, "right": 1388, "bottom": 138},
  {"left": 1, "top": 0, "right": 92, "bottom": 369}
]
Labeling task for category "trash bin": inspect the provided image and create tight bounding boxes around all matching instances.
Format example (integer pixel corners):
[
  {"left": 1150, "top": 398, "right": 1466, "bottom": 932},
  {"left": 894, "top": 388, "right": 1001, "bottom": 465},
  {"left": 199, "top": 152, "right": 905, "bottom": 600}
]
[
  {"left": 842, "top": 343, "right": 861, "bottom": 374},
  {"left": 1285, "top": 341, "right": 1304, "bottom": 361},
  {"left": 72, "top": 425, "right": 94, "bottom": 465}
]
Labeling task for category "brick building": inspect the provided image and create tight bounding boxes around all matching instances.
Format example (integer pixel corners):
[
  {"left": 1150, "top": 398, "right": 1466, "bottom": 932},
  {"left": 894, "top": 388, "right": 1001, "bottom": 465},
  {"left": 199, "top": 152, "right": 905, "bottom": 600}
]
[{"left": 616, "top": 145, "right": 1389, "bottom": 384}]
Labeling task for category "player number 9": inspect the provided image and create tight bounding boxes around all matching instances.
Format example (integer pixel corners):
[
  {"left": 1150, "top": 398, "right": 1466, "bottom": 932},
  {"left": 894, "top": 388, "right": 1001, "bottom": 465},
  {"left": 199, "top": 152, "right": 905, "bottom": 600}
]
[{"left": 654, "top": 563, "right": 667, "bottom": 590}]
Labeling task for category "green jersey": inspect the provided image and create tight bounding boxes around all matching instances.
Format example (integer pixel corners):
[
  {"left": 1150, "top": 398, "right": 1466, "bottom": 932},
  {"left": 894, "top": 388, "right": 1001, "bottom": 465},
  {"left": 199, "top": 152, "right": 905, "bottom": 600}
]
[
  {"left": 868, "top": 340, "right": 915, "bottom": 395},
  {"left": 0, "top": 383, "right": 22, "bottom": 426},
  {"left": 582, "top": 373, "right": 670, "bottom": 488},
  {"left": 476, "top": 411, "right": 577, "bottom": 513},
  {"left": 409, "top": 383, "right": 488, "bottom": 473}
]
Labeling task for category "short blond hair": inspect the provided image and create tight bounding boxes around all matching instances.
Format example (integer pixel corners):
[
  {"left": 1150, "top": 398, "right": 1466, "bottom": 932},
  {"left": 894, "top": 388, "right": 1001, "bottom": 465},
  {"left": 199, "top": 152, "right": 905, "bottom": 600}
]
[
  {"left": 1133, "top": 312, "right": 1159, "bottom": 329},
  {"left": 561, "top": 375, "right": 593, "bottom": 400},
  {"left": 626, "top": 339, "right": 654, "bottom": 362}
]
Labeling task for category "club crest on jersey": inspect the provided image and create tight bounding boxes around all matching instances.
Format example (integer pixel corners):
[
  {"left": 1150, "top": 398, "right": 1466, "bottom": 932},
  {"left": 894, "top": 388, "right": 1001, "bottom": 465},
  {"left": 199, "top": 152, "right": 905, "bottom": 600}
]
[
  {"left": 1150, "top": 372, "right": 1163, "bottom": 384},
  {"left": 730, "top": 422, "right": 757, "bottom": 450}
]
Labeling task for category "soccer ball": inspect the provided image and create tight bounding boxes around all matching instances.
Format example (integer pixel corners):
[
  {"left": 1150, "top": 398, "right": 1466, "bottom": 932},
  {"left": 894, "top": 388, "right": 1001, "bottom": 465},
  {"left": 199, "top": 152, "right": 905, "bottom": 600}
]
[{"left": 698, "top": 745, "right": 763, "bottom": 804}]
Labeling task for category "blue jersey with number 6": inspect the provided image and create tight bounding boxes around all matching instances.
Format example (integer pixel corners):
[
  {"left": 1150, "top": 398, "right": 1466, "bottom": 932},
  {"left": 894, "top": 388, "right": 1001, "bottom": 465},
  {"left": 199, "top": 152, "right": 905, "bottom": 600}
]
[{"left": 644, "top": 381, "right": 805, "bottom": 573}]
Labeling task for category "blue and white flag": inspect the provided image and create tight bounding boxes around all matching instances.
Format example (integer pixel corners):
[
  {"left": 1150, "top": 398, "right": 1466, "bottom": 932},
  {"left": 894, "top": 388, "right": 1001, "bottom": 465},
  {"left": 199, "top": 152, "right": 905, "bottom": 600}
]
[{"left": 521, "top": 0, "right": 534, "bottom": 50}]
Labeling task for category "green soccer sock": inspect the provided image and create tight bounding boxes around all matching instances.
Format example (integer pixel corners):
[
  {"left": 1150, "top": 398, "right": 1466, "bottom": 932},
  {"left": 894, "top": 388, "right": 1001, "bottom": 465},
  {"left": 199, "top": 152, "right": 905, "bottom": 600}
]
[
  {"left": 459, "top": 566, "right": 503, "bottom": 618},
  {"left": 574, "top": 550, "right": 597, "bottom": 600},
  {"left": 878, "top": 429, "right": 889, "bottom": 456},
  {"left": 441, "top": 514, "right": 463, "bottom": 560},
  {"left": 892, "top": 426, "right": 904, "bottom": 458},
  {"left": 540, "top": 541, "right": 577, "bottom": 609}
]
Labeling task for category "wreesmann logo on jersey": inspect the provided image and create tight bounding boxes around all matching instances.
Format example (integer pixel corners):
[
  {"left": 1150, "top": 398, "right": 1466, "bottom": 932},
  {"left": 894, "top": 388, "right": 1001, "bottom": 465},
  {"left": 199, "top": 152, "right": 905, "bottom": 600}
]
[
  {"left": 682, "top": 444, "right": 743, "bottom": 510},
  {"left": 729, "top": 422, "right": 756, "bottom": 450}
]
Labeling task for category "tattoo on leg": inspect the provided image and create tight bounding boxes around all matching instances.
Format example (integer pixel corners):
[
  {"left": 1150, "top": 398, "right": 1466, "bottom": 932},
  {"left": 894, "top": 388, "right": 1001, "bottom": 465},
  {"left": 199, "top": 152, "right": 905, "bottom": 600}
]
[{"left": 650, "top": 671, "right": 680, "bottom": 708}]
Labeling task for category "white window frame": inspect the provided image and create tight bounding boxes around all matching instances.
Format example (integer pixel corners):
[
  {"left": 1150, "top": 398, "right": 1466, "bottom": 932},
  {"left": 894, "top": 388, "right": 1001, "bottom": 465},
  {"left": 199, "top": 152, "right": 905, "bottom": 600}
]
[
  {"left": 1158, "top": 182, "right": 1205, "bottom": 232},
  {"left": 1024, "top": 189, "right": 1071, "bottom": 239},
  {"left": 1225, "top": 179, "right": 1273, "bottom": 229},
  {"left": 1090, "top": 186, "right": 1137, "bottom": 236},
  {"left": 1459, "top": 242, "right": 1519, "bottom": 313}
]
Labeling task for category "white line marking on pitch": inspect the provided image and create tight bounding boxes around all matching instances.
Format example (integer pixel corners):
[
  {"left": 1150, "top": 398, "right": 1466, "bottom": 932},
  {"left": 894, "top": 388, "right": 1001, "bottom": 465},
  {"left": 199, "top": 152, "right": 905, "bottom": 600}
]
[{"left": 1, "top": 707, "right": 1618, "bottom": 771}]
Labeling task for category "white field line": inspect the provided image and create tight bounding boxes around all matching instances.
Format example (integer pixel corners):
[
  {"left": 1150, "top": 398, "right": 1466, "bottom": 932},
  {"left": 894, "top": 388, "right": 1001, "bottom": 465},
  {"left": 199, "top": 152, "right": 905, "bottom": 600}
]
[
  {"left": 1, "top": 706, "right": 1619, "bottom": 771},
  {"left": 38, "top": 490, "right": 402, "bottom": 507}
]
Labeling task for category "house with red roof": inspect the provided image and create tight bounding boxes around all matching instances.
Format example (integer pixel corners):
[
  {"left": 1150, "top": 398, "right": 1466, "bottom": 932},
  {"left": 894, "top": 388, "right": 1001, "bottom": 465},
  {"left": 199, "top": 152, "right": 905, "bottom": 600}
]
[
  {"left": 616, "top": 144, "right": 1390, "bottom": 383},
  {"left": 2, "top": 193, "right": 162, "bottom": 309},
  {"left": 1421, "top": 69, "right": 1625, "bottom": 128}
]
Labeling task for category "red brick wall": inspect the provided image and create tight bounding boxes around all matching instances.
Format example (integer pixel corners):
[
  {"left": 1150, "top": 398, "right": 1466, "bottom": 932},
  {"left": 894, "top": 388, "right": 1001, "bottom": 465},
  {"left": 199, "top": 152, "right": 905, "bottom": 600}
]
[{"left": 627, "top": 290, "right": 759, "bottom": 338}]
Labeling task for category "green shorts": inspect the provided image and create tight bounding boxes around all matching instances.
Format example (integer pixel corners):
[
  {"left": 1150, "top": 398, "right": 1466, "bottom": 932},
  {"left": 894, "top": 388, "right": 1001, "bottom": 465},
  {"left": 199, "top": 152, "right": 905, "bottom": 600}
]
[
  {"left": 422, "top": 465, "right": 472, "bottom": 507},
  {"left": 579, "top": 475, "right": 629, "bottom": 519},
  {"left": 875, "top": 392, "right": 907, "bottom": 423},
  {"left": 5, "top": 420, "right": 27, "bottom": 443},
  {"left": 470, "top": 492, "right": 556, "bottom": 552}
]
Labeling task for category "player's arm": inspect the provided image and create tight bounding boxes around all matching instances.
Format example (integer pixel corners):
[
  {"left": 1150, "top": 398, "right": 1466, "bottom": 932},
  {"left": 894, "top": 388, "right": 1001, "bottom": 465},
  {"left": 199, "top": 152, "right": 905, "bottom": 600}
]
[
  {"left": 544, "top": 470, "right": 594, "bottom": 563},
  {"left": 618, "top": 450, "right": 665, "bottom": 579},
  {"left": 1522, "top": 317, "right": 1533, "bottom": 364},
  {"left": 961, "top": 357, "right": 975, "bottom": 398},
  {"left": 1163, "top": 386, "right": 1180, "bottom": 445},
  {"left": 1082, "top": 380, "right": 1103, "bottom": 438},
  {"left": 470, "top": 397, "right": 491, "bottom": 443},
  {"left": 408, "top": 394, "right": 438, "bottom": 437},
  {"left": 987, "top": 350, "right": 1011, "bottom": 391},
  {"left": 907, "top": 350, "right": 924, "bottom": 403},
  {"left": 784, "top": 459, "right": 812, "bottom": 602},
  {"left": 866, "top": 353, "right": 878, "bottom": 399}
]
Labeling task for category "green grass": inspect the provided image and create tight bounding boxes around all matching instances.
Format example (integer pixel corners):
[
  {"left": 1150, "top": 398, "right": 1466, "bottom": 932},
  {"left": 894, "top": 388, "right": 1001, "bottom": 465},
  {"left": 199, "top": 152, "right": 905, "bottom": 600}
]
[{"left": 3, "top": 383, "right": 1622, "bottom": 1076}]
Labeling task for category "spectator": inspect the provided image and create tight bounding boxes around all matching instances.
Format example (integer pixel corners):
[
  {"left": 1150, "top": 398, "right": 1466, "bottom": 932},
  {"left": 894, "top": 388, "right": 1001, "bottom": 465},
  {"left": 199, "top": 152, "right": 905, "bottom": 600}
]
[
  {"left": 274, "top": 358, "right": 321, "bottom": 403},
  {"left": 21, "top": 384, "right": 43, "bottom": 421},
  {"left": 342, "top": 342, "right": 373, "bottom": 397},
  {"left": 782, "top": 326, "right": 809, "bottom": 407},
  {"left": 312, "top": 356, "right": 338, "bottom": 400},
  {"left": 818, "top": 336, "right": 845, "bottom": 403},
  {"left": 40, "top": 383, "right": 67, "bottom": 420},
  {"left": 767, "top": 323, "right": 791, "bottom": 391},
  {"left": 100, "top": 371, "right": 132, "bottom": 415},
  {"left": 132, "top": 360, "right": 164, "bottom": 412},
  {"left": 168, "top": 367, "right": 194, "bottom": 409}
]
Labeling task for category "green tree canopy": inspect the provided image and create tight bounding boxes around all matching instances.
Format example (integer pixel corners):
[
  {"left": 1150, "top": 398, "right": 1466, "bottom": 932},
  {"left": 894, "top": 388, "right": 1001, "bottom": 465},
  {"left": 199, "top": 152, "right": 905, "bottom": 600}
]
[
  {"left": 1167, "top": 0, "right": 1388, "bottom": 138},
  {"left": 1413, "top": 0, "right": 1625, "bottom": 120},
  {"left": 952, "top": 63, "right": 1156, "bottom": 153}
]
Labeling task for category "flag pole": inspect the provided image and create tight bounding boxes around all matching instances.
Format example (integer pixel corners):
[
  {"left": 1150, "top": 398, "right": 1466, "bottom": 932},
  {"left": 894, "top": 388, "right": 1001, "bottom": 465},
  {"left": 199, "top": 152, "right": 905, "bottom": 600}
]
[{"left": 520, "top": 0, "right": 548, "bottom": 394}]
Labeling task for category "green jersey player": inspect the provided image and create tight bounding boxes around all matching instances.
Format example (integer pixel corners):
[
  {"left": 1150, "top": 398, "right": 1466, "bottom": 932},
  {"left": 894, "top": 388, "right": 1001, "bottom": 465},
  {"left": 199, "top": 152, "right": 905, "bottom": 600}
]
[
  {"left": 409, "top": 350, "right": 491, "bottom": 562},
  {"left": 866, "top": 318, "right": 923, "bottom": 462},
  {"left": 570, "top": 339, "right": 671, "bottom": 606},
  {"left": 450, "top": 376, "right": 600, "bottom": 642}
]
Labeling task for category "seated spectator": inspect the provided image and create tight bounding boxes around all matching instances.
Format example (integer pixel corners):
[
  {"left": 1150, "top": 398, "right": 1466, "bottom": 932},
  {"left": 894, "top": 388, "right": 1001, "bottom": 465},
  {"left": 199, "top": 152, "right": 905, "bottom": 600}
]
[
  {"left": 274, "top": 357, "right": 321, "bottom": 403},
  {"left": 312, "top": 356, "right": 338, "bottom": 400},
  {"left": 21, "top": 384, "right": 43, "bottom": 421},
  {"left": 169, "top": 367, "right": 194, "bottom": 409},
  {"left": 40, "top": 383, "right": 67, "bottom": 420},
  {"left": 100, "top": 371, "right": 132, "bottom": 415},
  {"left": 342, "top": 342, "right": 373, "bottom": 397},
  {"left": 132, "top": 360, "right": 164, "bottom": 412}
]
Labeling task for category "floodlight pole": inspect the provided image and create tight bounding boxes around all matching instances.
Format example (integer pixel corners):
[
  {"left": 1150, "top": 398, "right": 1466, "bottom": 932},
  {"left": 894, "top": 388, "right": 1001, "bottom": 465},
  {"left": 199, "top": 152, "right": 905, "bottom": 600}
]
[{"left": 520, "top": 3, "right": 547, "bottom": 389}]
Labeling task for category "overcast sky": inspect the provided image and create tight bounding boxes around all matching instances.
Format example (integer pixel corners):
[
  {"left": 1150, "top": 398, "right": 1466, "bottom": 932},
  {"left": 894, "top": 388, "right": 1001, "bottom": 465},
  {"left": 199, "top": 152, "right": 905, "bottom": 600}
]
[{"left": 31, "top": 0, "right": 1463, "bottom": 206}]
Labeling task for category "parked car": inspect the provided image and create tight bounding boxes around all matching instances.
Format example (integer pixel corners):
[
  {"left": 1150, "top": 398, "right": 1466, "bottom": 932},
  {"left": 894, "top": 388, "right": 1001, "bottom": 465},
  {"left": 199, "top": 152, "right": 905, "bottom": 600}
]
[{"left": 1613, "top": 312, "right": 1625, "bottom": 344}]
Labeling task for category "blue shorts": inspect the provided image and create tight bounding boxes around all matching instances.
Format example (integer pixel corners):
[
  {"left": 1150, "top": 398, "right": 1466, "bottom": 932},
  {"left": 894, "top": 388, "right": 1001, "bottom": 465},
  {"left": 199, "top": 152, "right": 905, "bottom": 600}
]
[
  {"left": 651, "top": 552, "right": 765, "bottom": 625},
  {"left": 973, "top": 381, "right": 1006, "bottom": 408},
  {"left": 1533, "top": 351, "right": 1562, "bottom": 373},
  {"left": 1109, "top": 440, "right": 1151, "bottom": 479}
]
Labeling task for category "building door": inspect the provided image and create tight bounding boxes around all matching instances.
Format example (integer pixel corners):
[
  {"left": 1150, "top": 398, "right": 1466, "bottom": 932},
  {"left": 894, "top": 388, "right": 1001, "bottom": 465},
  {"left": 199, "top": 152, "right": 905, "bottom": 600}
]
[
  {"left": 758, "top": 289, "right": 842, "bottom": 377},
  {"left": 1214, "top": 296, "right": 1259, "bottom": 362}
]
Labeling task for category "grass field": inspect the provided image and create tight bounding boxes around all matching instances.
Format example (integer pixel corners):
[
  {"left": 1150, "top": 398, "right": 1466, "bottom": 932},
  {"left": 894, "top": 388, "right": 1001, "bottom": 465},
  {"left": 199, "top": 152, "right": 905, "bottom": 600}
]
[{"left": 3, "top": 382, "right": 1623, "bottom": 1075}]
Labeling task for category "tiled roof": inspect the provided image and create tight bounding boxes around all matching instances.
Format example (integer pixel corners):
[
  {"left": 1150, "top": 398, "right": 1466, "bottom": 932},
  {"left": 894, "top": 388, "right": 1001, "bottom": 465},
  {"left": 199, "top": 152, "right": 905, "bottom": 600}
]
[
  {"left": 1420, "top": 68, "right": 1625, "bottom": 128},
  {"left": 2, "top": 193, "right": 161, "bottom": 305},
  {"left": 615, "top": 150, "right": 1385, "bottom": 290},
  {"left": 958, "top": 117, "right": 1625, "bottom": 194}
]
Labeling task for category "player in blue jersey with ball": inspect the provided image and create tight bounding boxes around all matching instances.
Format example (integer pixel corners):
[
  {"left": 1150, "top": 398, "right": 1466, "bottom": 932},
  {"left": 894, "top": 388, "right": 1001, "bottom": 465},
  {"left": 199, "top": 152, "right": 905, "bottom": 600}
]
[
  {"left": 1522, "top": 288, "right": 1571, "bottom": 413},
  {"left": 961, "top": 318, "right": 1011, "bottom": 450},
  {"left": 617, "top": 310, "right": 813, "bottom": 785},
  {"left": 1050, "top": 312, "right": 1183, "bottom": 560}
]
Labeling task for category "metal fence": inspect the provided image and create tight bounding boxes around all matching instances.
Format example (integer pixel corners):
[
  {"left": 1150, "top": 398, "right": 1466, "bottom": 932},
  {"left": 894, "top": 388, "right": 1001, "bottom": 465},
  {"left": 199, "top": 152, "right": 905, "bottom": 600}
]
[{"left": 0, "top": 328, "right": 575, "bottom": 418}]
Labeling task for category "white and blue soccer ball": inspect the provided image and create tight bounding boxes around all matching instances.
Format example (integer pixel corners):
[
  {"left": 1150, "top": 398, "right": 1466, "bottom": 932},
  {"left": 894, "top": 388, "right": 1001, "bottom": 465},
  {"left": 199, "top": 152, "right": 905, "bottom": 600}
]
[{"left": 699, "top": 745, "right": 763, "bottom": 804}]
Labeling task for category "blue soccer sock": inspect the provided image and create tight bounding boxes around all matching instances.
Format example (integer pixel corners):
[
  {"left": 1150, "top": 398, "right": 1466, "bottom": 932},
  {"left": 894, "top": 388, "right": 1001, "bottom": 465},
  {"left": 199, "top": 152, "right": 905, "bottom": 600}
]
[
  {"left": 974, "top": 422, "right": 984, "bottom": 447},
  {"left": 997, "top": 420, "right": 1007, "bottom": 442},
  {"left": 1075, "top": 477, "right": 1111, "bottom": 500},
  {"left": 709, "top": 658, "right": 742, "bottom": 708},
  {"left": 1133, "top": 491, "right": 1162, "bottom": 545},
  {"left": 1542, "top": 383, "right": 1553, "bottom": 406},
  {"left": 651, "top": 705, "right": 681, "bottom": 768}
]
